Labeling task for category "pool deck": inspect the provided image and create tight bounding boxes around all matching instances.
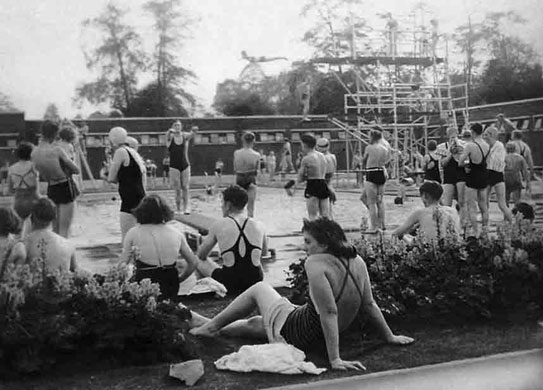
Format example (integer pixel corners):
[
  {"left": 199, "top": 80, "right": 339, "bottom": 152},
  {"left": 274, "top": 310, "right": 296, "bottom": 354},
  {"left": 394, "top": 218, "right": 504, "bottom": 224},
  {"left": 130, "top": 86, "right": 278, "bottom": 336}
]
[{"left": 266, "top": 349, "right": 543, "bottom": 390}]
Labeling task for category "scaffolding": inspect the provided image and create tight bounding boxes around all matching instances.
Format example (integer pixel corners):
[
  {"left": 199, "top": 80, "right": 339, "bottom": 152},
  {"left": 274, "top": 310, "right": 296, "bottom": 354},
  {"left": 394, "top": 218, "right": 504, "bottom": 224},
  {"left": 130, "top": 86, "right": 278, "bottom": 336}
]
[{"left": 312, "top": 21, "right": 469, "bottom": 179}]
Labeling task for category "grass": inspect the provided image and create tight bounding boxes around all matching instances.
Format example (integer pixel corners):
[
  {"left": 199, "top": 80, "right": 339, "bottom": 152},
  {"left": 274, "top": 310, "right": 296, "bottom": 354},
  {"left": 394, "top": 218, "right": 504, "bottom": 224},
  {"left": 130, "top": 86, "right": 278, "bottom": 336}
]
[{"left": 4, "top": 288, "right": 542, "bottom": 390}]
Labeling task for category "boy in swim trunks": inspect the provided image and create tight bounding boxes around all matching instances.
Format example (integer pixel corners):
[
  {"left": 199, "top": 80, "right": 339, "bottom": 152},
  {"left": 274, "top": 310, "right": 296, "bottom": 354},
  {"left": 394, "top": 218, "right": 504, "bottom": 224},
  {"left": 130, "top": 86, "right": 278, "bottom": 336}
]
[
  {"left": 165, "top": 120, "right": 197, "bottom": 214},
  {"left": 504, "top": 142, "right": 529, "bottom": 206},
  {"left": 316, "top": 137, "right": 337, "bottom": 207},
  {"left": 196, "top": 185, "right": 267, "bottom": 295},
  {"left": 362, "top": 130, "right": 390, "bottom": 232},
  {"left": 458, "top": 123, "right": 490, "bottom": 237},
  {"left": 289, "top": 133, "right": 330, "bottom": 220},
  {"left": 234, "top": 132, "right": 261, "bottom": 217}
]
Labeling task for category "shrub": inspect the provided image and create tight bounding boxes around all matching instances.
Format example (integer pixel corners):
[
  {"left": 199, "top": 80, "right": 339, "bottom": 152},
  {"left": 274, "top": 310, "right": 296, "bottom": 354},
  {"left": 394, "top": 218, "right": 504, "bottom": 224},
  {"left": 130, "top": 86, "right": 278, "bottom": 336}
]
[
  {"left": 286, "top": 219, "right": 543, "bottom": 323},
  {"left": 0, "top": 260, "right": 195, "bottom": 377}
]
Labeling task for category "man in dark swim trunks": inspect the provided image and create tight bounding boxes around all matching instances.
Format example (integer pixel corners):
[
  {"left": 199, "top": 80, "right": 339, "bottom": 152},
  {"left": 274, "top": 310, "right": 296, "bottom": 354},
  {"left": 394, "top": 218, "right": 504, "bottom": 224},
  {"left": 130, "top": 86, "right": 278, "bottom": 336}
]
[
  {"left": 234, "top": 132, "right": 260, "bottom": 217},
  {"left": 166, "top": 120, "right": 197, "bottom": 214},
  {"left": 288, "top": 133, "right": 330, "bottom": 220},
  {"left": 458, "top": 123, "right": 490, "bottom": 237},
  {"left": 362, "top": 130, "right": 390, "bottom": 232},
  {"left": 195, "top": 185, "right": 268, "bottom": 294}
]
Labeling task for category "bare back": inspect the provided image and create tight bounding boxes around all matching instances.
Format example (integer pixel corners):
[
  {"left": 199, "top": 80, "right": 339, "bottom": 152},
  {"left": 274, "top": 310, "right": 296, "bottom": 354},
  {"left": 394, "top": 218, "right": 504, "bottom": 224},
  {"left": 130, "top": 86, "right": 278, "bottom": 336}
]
[
  {"left": 213, "top": 216, "right": 265, "bottom": 267},
  {"left": 234, "top": 148, "right": 260, "bottom": 173},
  {"left": 25, "top": 230, "right": 77, "bottom": 272},
  {"left": 364, "top": 143, "right": 389, "bottom": 168},
  {"left": 307, "top": 254, "right": 372, "bottom": 332},
  {"left": 300, "top": 151, "right": 327, "bottom": 180}
]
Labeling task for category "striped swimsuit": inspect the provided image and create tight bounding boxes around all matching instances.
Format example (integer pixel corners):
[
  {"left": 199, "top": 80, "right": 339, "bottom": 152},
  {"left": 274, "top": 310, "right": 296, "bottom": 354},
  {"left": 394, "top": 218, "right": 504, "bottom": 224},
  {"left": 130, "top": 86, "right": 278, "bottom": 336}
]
[{"left": 279, "top": 257, "right": 364, "bottom": 351}]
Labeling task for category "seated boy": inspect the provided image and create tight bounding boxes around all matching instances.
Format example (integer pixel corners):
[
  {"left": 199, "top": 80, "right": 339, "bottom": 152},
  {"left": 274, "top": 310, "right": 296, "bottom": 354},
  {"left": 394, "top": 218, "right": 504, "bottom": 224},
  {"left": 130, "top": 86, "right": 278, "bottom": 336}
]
[
  {"left": 196, "top": 185, "right": 268, "bottom": 294},
  {"left": 392, "top": 181, "right": 460, "bottom": 242},
  {"left": 25, "top": 198, "right": 78, "bottom": 272}
]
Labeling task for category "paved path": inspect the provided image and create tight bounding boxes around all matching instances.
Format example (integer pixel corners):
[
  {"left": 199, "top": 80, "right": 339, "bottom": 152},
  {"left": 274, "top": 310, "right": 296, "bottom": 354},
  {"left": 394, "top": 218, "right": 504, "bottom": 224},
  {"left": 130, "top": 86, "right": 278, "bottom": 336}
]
[{"left": 267, "top": 349, "right": 543, "bottom": 390}]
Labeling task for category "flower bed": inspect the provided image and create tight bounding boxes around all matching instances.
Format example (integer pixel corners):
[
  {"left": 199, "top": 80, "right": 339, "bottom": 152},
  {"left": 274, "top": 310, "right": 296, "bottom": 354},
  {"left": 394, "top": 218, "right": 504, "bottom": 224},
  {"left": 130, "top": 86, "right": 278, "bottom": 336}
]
[
  {"left": 0, "top": 261, "right": 195, "bottom": 377},
  {"left": 287, "top": 220, "right": 543, "bottom": 323}
]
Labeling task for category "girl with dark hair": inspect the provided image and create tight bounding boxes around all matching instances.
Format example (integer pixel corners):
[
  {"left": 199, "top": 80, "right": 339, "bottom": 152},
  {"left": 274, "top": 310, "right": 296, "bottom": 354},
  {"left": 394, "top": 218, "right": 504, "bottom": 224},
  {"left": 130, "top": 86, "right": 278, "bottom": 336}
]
[
  {"left": 234, "top": 131, "right": 260, "bottom": 217},
  {"left": 119, "top": 194, "right": 200, "bottom": 300},
  {"left": 0, "top": 207, "right": 26, "bottom": 280},
  {"left": 8, "top": 142, "right": 40, "bottom": 236},
  {"left": 190, "top": 217, "right": 413, "bottom": 370}
]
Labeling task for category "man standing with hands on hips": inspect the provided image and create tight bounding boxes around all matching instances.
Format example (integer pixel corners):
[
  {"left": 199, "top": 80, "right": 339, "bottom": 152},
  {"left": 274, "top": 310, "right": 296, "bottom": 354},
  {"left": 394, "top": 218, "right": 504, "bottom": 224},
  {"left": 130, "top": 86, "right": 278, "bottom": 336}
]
[{"left": 166, "top": 120, "right": 198, "bottom": 214}]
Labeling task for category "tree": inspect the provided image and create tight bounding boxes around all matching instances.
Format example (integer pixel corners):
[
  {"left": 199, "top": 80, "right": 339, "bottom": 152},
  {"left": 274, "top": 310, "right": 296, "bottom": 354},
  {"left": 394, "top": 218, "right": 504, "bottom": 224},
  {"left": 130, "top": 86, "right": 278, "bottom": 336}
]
[
  {"left": 301, "top": 0, "right": 369, "bottom": 65},
  {"left": 144, "top": 0, "right": 196, "bottom": 116},
  {"left": 127, "top": 82, "right": 189, "bottom": 117},
  {"left": 453, "top": 16, "right": 485, "bottom": 94},
  {"left": 213, "top": 79, "right": 275, "bottom": 116},
  {"left": 0, "top": 92, "right": 18, "bottom": 112},
  {"left": 75, "top": 3, "right": 146, "bottom": 113},
  {"left": 43, "top": 103, "right": 61, "bottom": 122}
]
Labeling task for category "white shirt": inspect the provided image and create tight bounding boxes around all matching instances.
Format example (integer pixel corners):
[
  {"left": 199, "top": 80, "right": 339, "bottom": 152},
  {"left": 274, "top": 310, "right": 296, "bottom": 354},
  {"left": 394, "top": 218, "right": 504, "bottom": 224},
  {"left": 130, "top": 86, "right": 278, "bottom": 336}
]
[{"left": 486, "top": 141, "right": 506, "bottom": 172}]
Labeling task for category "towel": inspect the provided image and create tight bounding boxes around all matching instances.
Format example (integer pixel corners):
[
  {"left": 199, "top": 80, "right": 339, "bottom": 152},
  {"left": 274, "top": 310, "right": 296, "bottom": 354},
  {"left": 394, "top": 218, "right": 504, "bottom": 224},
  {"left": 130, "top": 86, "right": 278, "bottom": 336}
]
[{"left": 215, "top": 344, "right": 326, "bottom": 375}]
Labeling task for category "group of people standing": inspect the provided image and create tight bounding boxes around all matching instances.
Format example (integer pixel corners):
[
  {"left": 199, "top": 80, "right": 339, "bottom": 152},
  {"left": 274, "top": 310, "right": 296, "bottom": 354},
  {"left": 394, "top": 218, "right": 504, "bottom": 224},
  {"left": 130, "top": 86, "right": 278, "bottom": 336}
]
[{"left": 425, "top": 123, "right": 533, "bottom": 236}]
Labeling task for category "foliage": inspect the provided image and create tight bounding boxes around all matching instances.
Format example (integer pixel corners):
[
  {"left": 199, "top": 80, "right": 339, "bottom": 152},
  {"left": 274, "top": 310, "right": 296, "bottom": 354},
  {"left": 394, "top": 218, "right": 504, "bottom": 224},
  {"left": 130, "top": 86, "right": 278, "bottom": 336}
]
[
  {"left": 127, "top": 81, "right": 189, "bottom": 117},
  {"left": 75, "top": 3, "right": 147, "bottom": 113},
  {"left": 143, "top": 0, "right": 197, "bottom": 116},
  {"left": 0, "top": 92, "right": 18, "bottom": 112},
  {"left": 0, "top": 260, "right": 194, "bottom": 377},
  {"left": 213, "top": 79, "right": 276, "bottom": 116},
  {"left": 286, "top": 219, "right": 543, "bottom": 323},
  {"left": 43, "top": 103, "right": 61, "bottom": 122}
]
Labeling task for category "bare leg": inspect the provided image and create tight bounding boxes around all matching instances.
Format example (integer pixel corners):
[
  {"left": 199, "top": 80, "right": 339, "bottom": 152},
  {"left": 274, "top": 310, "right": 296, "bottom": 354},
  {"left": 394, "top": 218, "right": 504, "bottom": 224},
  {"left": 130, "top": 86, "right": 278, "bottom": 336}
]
[
  {"left": 57, "top": 202, "right": 75, "bottom": 238},
  {"left": 181, "top": 167, "right": 191, "bottom": 214},
  {"left": 196, "top": 259, "right": 220, "bottom": 278},
  {"left": 442, "top": 184, "right": 455, "bottom": 206},
  {"left": 319, "top": 198, "right": 331, "bottom": 219},
  {"left": 246, "top": 184, "right": 257, "bottom": 218},
  {"left": 220, "top": 316, "right": 267, "bottom": 339},
  {"left": 477, "top": 189, "right": 489, "bottom": 229},
  {"left": 494, "top": 183, "right": 513, "bottom": 222},
  {"left": 511, "top": 188, "right": 521, "bottom": 205},
  {"left": 465, "top": 187, "right": 479, "bottom": 236},
  {"left": 306, "top": 197, "right": 320, "bottom": 220},
  {"left": 376, "top": 185, "right": 385, "bottom": 229},
  {"left": 120, "top": 211, "right": 137, "bottom": 244},
  {"left": 456, "top": 182, "right": 466, "bottom": 226},
  {"left": 189, "top": 282, "right": 282, "bottom": 337},
  {"left": 365, "top": 182, "right": 379, "bottom": 231}
]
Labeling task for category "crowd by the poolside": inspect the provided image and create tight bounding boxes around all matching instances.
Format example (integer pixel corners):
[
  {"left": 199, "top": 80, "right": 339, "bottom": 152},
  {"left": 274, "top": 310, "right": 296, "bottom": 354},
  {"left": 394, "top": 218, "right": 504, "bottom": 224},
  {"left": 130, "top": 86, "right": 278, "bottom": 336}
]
[{"left": 0, "top": 114, "right": 537, "bottom": 371}]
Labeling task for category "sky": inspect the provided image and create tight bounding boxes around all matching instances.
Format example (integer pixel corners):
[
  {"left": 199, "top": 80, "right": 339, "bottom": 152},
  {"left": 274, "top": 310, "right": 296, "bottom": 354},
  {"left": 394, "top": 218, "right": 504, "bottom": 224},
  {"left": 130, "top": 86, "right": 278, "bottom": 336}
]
[{"left": 0, "top": 0, "right": 542, "bottom": 119}]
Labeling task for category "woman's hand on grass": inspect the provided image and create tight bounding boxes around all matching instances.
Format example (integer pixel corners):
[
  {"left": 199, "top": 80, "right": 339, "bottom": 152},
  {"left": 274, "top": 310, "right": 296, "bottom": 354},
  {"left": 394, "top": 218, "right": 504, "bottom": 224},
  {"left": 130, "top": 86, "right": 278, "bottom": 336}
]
[
  {"left": 386, "top": 334, "right": 415, "bottom": 345},
  {"left": 330, "top": 358, "right": 366, "bottom": 371}
]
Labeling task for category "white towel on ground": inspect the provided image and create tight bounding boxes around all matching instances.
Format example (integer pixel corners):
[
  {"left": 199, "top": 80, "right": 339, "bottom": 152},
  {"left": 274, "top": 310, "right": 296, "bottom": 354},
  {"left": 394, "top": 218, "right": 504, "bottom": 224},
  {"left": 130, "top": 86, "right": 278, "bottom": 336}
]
[{"left": 214, "top": 344, "right": 326, "bottom": 375}]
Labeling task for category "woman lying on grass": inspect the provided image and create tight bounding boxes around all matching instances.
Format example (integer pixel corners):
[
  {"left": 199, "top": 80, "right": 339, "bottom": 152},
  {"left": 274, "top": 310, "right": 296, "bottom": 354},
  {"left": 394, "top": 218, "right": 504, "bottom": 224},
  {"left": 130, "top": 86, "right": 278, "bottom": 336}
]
[{"left": 190, "top": 217, "right": 414, "bottom": 370}]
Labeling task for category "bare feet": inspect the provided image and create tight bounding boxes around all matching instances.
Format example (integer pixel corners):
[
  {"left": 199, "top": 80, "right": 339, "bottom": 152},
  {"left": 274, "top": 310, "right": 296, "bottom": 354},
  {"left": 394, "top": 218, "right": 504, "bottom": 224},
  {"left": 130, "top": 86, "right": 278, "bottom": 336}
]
[{"left": 189, "top": 324, "right": 219, "bottom": 338}]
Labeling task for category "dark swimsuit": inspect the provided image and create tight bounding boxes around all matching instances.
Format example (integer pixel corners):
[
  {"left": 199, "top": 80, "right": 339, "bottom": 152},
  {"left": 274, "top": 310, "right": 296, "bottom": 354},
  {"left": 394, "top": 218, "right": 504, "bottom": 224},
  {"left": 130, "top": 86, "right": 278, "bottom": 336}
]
[
  {"left": 236, "top": 171, "right": 257, "bottom": 190},
  {"left": 424, "top": 155, "right": 441, "bottom": 183},
  {"left": 465, "top": 141, "right": 489, "bottom": 190},
  {"left": 47, "top": 177, "right": 79, "bottom": 205},
  {"left": 280, "top": 257, "right": 364, "bottom": 351},
  {"left": 442, "top": 142, "right": 466, "bottom": 184},
  {"left": 134, "top": 260, "right": 179, "bottom": 300},
  {"left": 117, "top": 147, "right": 146, "bottom": 213},
  {"left": 365, "top": 167, "right": 386, "bottom": 185},
  {"left": 304, "top": 179, "right": 330, "bottom": 199},
  {"left": 11, "top": 168, "right": 40, "bottom": 219},
  {"left": 168, "top": 138, "right": 189, "bottom": 172},
  {"left": 211, "top": 217, "right": 264, "bottom": 294}
]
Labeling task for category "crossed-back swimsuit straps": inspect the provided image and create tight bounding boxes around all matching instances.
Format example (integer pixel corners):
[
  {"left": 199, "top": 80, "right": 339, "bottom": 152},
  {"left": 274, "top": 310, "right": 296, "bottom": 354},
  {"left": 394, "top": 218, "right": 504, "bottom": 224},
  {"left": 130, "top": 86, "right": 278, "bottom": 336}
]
[
  {"left": 280, "top": 257, "right": 365, "bottom": 350},
  {"left": 220, "top": 216, "right": 262, "bottom": 270}
]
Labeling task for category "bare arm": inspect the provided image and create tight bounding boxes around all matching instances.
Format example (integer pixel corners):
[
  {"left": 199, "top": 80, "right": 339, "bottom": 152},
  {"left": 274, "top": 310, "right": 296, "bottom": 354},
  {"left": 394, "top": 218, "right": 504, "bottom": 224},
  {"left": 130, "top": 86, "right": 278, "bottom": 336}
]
[
  {"left": 107, "top": 148, "right": 128, "bottom": 183},
  {"left": 392, "top": 210, "right": 420, "bottom": 239},
  {"left": 7, "top": 171, "right": 14, "bottom": 194},
  {"left": 296, "top": 157, "right": 308, "bottom": 184},
  {"left": 196, "top": 225, "right": 218, "bottom": 261},
  {"left": 178, "top": 235, "right": 199, "bottom": 282},
  {"left": 183, "top": 126, "right": 198, "bottom": 140},
  {"left": 69, "top": 250, "right": 79, "bottom": 272},
  {"left": 119, "top": 228, "right": 135, "bottom": 264},
  {"left": 457, "top": 144, "right": 471, "bottom": 167},
  {"left": 58, "top": 148, "right": 80, "bottom": 174},
  {"left": 361, "top": 148, "right": 369, "bottom": 170},
  {"left": 359, "top": 259, "right": 413, "bottom": 344},
  {"left": 8, "top": 242, "right": 26, "bottom": 265},
  {"left": 233, "top": 151, "right": 241, "bottom": 173}
]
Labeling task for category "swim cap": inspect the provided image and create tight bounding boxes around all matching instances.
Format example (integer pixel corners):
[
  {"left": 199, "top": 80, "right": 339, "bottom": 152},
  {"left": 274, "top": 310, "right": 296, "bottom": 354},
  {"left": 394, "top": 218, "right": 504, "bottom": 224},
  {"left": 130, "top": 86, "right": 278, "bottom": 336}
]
[
  {"left": 109, "top": 127, "right": 127, "bottom": 145},
  {"left": 126, "top": 136, "right": 139, "bottom": 149},
  {"left": 316, "top": 138, "right": 330, "bottom": 148}
]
